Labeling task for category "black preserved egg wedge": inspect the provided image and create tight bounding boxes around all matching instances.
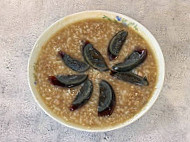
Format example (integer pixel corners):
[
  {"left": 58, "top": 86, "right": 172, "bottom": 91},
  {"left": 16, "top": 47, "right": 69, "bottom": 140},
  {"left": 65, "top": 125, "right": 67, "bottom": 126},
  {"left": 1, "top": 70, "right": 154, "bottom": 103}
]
[
  {"left": 58, "top": 51, "right": 89, "bottom": 72},
  {"left": 108, "top": 30, "right": 128, "bottom": 60},
  {"left": 48, "top": 74, "right": 88, "bottom": 88},
  {"left": 110, "top": 71, "right": 149, "bottom": 86},
  {"left": 70, "top": 79, "right": 93, "bottom": 111},
  {"left": 112, "top": 49, "right": 147, "bottom": 72},
  {"left": 83, "top": 43, "right": 109, "bottom": 71},
  {"left": 98, "top": 80, "right": 116, "bottom": 116}
]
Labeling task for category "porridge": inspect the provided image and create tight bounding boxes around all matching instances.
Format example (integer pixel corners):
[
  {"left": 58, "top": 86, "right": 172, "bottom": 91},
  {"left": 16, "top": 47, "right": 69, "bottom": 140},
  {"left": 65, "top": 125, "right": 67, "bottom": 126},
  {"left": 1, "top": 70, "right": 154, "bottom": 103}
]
[{"left": 34, "top": 18, "right": 158, "bottom": 129}]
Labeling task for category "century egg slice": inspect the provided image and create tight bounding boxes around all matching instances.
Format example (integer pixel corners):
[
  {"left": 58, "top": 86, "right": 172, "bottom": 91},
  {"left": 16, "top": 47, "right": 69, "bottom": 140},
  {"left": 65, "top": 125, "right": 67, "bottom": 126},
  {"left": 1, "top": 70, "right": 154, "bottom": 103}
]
[
  {"left": 58, "top": 51, "right": 89, "bottom": 72},
  {"left": 110, "top": 71, "right": 149, "bottom": 86},
  {"left": 112, "top": 48, "right": 147, "bottom": 72},
  {"left": 98, "top": 80, "right": 116, "bottom": 116},
  {"left": 108, "top": 30, "right": 128, "bottom": 60},
  {"left": 83, "top": 43, "right": 109, "bottom": 71},
  {"left": 48, "top": 74, "right": 88, "bottom": 88},
  {"left": 70, "top": 79, "right": 93, "bottom": 111}
]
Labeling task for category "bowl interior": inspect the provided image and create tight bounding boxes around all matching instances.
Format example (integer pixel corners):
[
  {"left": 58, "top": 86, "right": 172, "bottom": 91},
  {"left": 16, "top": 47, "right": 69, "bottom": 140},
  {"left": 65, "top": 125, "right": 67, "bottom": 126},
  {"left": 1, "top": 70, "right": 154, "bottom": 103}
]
[{"left": 28, "top": 10, "right": 165, "bottom": 132}]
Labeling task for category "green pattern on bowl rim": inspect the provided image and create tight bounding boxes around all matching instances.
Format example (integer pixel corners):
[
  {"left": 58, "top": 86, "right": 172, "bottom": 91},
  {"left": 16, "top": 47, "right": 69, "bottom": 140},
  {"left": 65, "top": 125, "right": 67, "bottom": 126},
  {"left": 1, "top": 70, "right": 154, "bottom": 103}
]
[{"left": 102, "top": 15, "right": 138, "bottom": 31}]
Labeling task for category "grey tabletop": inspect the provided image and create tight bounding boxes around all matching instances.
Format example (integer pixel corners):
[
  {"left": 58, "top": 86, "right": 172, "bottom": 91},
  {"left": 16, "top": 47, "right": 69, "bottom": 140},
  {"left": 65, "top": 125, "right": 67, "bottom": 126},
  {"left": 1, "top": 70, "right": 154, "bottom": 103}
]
[{"left": 0, "top": 0, "right": 190, "bottom": 142}]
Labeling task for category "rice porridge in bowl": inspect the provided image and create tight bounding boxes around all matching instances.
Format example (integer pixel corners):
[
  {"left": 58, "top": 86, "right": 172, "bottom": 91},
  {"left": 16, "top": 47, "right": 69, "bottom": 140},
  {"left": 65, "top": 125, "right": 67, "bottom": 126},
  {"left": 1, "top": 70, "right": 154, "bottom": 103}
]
[{"left": 28, "top": 11, "right": 165, "bottom": 131}]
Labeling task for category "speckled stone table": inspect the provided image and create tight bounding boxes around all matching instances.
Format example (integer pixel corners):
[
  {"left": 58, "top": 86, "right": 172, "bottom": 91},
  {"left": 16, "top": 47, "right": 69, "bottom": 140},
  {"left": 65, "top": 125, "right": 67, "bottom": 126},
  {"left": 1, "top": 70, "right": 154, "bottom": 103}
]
[{"left": 0, "top": 0, "right": 190, "bottom": 142}]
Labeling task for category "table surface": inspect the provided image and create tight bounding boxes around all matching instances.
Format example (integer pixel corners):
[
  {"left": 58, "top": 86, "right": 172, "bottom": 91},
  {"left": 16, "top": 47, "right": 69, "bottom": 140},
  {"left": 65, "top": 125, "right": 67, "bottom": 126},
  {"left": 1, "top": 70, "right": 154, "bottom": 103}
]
[{"left": 0, "top": 0, "right": 190, "bottom": 142}]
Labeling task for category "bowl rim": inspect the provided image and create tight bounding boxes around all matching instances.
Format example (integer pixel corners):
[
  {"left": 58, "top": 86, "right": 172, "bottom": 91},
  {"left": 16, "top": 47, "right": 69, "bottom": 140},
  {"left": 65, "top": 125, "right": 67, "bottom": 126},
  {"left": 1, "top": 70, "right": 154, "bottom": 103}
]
[{"left": 28, "top": 10, "right": 165, "bottom": 132}]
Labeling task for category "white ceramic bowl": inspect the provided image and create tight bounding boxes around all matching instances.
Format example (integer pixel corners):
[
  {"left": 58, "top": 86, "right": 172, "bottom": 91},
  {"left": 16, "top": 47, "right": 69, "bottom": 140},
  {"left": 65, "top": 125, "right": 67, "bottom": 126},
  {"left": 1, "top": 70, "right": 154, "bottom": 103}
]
[{"left": 28, "top": 10, "right": 165, "bottom": 132}]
